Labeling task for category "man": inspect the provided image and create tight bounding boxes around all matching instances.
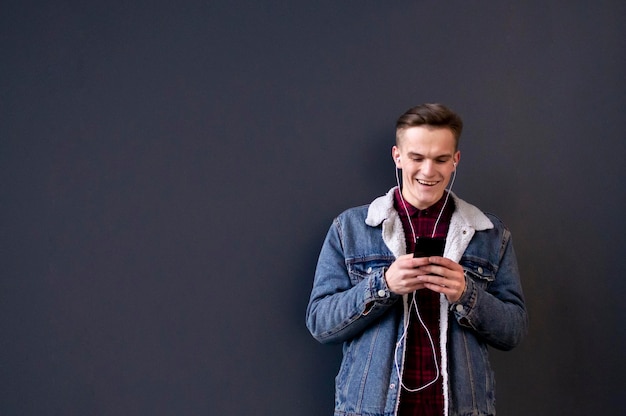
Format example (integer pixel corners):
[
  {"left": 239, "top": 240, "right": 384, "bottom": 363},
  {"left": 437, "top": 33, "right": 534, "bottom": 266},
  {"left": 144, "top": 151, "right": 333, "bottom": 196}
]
[{"left": 306, "top": 103, "right": 527, "bottom": 416}]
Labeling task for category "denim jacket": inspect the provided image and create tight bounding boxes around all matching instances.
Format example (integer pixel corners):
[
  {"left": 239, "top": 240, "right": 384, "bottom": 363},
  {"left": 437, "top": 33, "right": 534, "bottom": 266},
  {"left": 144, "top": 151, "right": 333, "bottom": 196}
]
[{"left": 306, "top": 188, "right": 527, "bottom": 416}]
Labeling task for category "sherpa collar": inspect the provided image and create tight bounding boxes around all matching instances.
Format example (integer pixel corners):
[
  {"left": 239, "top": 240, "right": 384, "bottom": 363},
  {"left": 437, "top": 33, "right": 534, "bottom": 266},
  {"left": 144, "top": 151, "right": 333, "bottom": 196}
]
[{"left": 365, "top": 187, "right": 493, "bottom": 232}]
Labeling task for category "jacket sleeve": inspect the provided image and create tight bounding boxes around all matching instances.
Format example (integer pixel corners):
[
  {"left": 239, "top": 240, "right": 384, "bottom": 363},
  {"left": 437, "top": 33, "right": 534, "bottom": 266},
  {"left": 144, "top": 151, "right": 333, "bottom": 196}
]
[
  {"left": 451, "top": 226, "right": 528, "bottom": 351},
  {"left": 305, "top": 217, "right": 400, "bottom": 344}
]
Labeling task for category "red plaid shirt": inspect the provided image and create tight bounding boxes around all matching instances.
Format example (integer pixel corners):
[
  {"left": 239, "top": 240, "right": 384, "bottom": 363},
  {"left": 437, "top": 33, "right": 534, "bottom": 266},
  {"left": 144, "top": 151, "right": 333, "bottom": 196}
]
[{"left": 393, "top": 189, "right": 454, "bottom": 416}]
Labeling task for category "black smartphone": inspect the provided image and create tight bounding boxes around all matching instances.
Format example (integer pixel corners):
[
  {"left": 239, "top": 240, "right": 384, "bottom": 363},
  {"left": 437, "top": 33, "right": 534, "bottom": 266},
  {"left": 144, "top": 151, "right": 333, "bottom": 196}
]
[{"left": 413, "top": 237, "right": 446, "bottom": 258}]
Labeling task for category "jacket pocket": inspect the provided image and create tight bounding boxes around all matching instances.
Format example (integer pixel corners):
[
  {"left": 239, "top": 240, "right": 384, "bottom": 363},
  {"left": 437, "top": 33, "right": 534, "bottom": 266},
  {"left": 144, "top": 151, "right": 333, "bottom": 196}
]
[
  {"left": 460, "top": 258, "right": 495, "bottom": 289},
  {"left": 346, "top": 256, "right": 394, "bottom": 286}
]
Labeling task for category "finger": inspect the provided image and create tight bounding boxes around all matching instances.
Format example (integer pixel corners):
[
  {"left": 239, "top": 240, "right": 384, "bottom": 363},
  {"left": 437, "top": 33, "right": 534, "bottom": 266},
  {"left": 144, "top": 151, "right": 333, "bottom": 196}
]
[
  {"left": 419, "top": 274, "right": 461, "bottom": 290},
  {"left": 417, "top": 274, "right": 446, "bottom": 286},
  {"left": 393, "top": 256, "right": 425, "bottom": 271},
  {"left": 421, "top": 262, "right": 463, "bottom": 280},
  {"left": 422, "top": 281, "right": 453, "bottom": 295},
  {"left": 428, "top": 256, "right": 463, "bottom": 271},
  {"left": 410, "top": 257, "right": 432, "bottom": 268},
  {"left": 395, "top": 278, "right": 427, "bottom": 295},
  {"left": 419, "top": 264, "right": 453, "bottom": 280}
]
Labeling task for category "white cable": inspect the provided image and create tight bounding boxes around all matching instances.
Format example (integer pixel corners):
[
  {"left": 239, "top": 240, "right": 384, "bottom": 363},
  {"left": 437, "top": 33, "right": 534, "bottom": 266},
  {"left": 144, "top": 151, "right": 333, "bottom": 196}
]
[
  {"left": 431, "top": 167, "right": 456, "bottom": 238},
  {"left": 395, "top": 166, "right": 416, "bottom": 243},
  {"left": 394, "top": 294, "right": 441, "bottom": 392}
]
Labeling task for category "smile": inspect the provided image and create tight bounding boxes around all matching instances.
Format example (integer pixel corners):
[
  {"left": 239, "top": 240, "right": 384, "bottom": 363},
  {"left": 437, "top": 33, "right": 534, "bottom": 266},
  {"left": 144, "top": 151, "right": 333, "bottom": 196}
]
[{"left": 417, "top": 179, "right": 439, "bottom": 186}]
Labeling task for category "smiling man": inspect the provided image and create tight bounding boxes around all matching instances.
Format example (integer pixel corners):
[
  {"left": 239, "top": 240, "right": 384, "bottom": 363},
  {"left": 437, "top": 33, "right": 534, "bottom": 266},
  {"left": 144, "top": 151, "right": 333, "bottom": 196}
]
[{"left": 306, "top": 103, "right": 527, "bottom": 416}]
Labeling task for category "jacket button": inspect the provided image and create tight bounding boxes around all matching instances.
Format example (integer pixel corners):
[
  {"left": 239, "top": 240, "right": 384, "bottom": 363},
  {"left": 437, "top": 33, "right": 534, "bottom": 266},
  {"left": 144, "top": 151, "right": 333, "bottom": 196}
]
[
  {"left": 377, "top": 289, "right": 386, "bottom": 298},
  {"left": 390, "top": 383, "right": 396, "bottom": 389},
  {"left": 477, "top": 267, "right": 484, "bottom": 274},
  {"left": 455, "top": 304, "right": 464, "bottom": 312},
  {"left": 367, "top": 267, "right": 372, "bottom": 273}
]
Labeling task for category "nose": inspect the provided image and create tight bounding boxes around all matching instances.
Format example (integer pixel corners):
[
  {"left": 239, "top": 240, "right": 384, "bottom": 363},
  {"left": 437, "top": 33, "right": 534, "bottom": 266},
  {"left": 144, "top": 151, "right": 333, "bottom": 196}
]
[{"left": 420, "top": 159, "right": 436, "bottom": 176}]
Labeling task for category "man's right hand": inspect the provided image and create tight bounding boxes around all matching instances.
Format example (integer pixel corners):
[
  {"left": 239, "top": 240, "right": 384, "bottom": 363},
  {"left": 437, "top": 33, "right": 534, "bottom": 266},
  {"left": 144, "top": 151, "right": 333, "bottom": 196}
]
[{"left": 384, "top": 254, "right": 432, "bottom": 295}]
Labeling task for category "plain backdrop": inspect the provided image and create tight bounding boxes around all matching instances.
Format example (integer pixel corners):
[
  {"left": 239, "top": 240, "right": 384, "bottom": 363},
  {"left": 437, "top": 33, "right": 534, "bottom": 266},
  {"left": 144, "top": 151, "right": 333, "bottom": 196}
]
[{"left": 1, "top": 1, "right": 625, "bottom": 415}]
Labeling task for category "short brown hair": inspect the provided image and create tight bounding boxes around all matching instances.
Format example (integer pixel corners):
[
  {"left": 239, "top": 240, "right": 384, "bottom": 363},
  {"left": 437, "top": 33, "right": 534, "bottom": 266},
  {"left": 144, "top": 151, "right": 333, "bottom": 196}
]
[{"left": 396, "top": 103, "right": 463, "bottom": 149}]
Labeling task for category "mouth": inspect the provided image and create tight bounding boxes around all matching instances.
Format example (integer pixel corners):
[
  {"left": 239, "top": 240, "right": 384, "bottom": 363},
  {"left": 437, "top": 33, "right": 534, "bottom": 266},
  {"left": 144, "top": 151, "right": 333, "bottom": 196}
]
[{"left": 417, "top": 179, "right": 440, "bottom": 187}]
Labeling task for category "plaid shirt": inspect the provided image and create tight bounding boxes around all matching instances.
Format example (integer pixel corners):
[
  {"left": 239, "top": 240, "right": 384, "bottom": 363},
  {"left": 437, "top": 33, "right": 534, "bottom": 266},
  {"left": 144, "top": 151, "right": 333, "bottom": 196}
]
[{"left": 394, "top": 189, "right": 454, "bottom": 416}]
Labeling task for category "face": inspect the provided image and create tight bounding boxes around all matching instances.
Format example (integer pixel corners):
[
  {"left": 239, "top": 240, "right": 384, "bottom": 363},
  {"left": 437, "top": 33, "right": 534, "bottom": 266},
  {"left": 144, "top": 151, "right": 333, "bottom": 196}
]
[{"left": 392, "top": 126, "right": 460, "bottom": 210}]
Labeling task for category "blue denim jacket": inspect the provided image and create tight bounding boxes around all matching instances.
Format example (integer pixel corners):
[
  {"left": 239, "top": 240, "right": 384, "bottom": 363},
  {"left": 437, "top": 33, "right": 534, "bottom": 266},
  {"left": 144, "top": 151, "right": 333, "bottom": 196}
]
[{"left": 306, "top": 188, "right": 527, "bottom": 416}]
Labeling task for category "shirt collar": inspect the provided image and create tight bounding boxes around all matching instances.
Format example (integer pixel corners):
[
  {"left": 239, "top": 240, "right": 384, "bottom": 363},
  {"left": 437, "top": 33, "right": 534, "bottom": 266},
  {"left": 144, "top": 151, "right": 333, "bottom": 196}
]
[{"left": 393, "top": 188, "right": 450, "bottom": 219}]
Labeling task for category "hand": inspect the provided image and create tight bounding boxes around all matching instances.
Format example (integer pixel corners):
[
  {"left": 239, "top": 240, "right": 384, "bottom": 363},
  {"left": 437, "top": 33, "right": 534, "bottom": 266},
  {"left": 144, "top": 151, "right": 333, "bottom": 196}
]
[
  {"left": 384, "top": 254, "right": 432, "bottom": 295},
  {"left": 416, "top": 256, "right": 466, "bottom": 303}
]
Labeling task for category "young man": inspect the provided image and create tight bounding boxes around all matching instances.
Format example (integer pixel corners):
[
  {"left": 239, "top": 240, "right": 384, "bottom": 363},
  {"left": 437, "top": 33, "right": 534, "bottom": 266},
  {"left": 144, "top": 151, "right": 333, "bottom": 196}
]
[{"left": 306, "top": 104, "right": 527, "bottom": 416}]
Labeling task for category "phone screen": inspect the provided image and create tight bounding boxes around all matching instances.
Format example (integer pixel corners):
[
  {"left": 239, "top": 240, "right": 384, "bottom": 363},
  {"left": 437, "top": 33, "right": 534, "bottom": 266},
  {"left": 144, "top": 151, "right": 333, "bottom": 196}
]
[{"left": 413, "top": 237, "right": 446, "bottom": 258}]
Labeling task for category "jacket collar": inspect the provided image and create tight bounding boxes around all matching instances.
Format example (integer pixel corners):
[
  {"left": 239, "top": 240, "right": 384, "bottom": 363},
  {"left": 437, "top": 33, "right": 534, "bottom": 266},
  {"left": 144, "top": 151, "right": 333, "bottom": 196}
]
[{"left": 366, "top": 187, "right": 493, "bottom": 232}]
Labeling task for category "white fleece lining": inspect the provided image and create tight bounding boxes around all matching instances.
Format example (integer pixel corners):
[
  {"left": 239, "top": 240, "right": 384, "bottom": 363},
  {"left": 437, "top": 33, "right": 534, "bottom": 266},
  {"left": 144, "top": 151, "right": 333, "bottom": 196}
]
[{"left": 440, "top": 293, "right": 450, "bottom": 416}]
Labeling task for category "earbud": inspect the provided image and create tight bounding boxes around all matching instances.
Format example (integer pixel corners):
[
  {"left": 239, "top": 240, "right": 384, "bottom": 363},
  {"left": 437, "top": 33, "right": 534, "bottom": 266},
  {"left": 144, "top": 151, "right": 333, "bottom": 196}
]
[{"left": 453, "top": 162, "right": 457, "bottom": 167}]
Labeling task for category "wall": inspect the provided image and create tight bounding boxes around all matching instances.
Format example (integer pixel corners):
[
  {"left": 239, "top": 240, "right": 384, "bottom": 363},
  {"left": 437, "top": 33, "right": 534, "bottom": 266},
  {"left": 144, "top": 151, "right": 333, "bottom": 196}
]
[{"left": 2, "top": 1, "right": 625, "bottom": 415}]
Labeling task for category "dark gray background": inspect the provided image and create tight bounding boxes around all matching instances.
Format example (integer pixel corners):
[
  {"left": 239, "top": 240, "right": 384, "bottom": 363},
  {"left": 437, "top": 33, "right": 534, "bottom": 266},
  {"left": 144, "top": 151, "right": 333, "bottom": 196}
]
[{"left": 2, "top": 1, "right": 625, "bottom": 415}]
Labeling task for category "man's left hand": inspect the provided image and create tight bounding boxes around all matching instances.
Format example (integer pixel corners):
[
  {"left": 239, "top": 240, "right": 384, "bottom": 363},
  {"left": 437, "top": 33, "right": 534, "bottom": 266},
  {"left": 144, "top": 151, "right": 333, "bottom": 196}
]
[{"left": 416, "top": 256, "right": 466, "bottom": 303}]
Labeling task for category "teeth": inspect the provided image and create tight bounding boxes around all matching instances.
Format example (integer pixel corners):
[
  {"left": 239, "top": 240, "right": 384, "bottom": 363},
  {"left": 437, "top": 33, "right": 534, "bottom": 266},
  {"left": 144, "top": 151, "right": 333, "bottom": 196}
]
[{"left": 418, "top": 179, "right": 438, "bottom": 186}]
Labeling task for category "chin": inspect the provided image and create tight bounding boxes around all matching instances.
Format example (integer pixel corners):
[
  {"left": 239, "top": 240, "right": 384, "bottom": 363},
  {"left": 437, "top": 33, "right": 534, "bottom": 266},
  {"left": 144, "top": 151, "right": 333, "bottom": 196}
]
[{"left": 415, "top": 189, "right": 443, "bottom": 206}]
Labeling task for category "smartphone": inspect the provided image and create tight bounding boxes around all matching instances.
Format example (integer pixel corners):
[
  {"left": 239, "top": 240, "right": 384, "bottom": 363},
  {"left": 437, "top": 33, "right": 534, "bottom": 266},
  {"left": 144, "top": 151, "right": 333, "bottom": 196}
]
[{"left": 413, "top": 237, "right": 446, "bottom": 258}]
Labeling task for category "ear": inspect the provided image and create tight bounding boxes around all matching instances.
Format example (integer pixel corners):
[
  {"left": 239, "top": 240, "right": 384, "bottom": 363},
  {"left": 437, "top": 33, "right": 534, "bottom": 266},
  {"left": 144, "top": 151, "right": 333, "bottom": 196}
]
[
  {"left": 453, "top": 151, "right": 461, "bottom": 169},
  {"left": 392, "top": 146, "right": 401, "bottom": 169}
]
